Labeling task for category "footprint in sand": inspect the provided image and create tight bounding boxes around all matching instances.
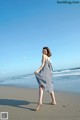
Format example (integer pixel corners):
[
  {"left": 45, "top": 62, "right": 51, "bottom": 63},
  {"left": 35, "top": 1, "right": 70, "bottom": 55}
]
[
  {"left": 62, "top": 105, "right": 66, "bottom": 107},
  {"left": 62, "top": 104, "right": 69, "bottom": 108}
]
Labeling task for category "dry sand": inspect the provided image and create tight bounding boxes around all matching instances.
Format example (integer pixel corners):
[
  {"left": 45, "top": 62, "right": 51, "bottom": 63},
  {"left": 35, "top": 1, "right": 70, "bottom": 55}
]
[{"left": 0, "top": 86, "right": 80, "bottom": 120}]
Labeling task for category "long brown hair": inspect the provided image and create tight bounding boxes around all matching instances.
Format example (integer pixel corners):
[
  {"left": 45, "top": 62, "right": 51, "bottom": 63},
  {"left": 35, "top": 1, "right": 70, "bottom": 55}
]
[{"left": 43, "top": 47, "right": 52, "bottom": 57}]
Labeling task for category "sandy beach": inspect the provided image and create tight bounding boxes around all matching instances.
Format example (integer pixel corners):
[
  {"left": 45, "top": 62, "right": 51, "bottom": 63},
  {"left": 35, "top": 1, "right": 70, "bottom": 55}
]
[{"left": 0, "top": 86, "right": 80, "bottom": 120}]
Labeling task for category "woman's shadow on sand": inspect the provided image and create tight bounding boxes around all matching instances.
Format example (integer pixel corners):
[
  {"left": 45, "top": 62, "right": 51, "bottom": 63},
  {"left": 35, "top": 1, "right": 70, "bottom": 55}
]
[{"left": 0, "top": 99, "right": 37, "bottom": 111}]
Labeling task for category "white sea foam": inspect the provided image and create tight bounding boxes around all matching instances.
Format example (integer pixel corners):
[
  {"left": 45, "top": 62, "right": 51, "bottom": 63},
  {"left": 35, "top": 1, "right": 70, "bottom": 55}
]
[
  {"left": 53, "top": 68, "right": 80, "bottom": 77},
  {"left": 0, "top": 68, "right": 80, "bottom": 81}
]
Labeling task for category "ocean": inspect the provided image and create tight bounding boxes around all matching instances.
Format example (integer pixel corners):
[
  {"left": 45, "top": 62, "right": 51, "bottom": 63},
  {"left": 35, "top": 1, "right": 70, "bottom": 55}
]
[{"left": 0, "top": 68, "right": 80, "bottom": 94}]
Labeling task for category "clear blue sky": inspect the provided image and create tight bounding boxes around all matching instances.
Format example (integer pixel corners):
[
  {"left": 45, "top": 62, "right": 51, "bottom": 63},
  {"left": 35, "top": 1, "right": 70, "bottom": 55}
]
[{"left": 0, "top": 0, "right": 80, "bottom": 77}]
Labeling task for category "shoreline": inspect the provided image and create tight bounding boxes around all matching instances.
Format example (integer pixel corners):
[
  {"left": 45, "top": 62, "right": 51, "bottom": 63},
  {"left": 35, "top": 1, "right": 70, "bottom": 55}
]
[
  {"left": 0, "top": 84, "right": 80, "bottom": 95},
  {"left": 0, "top": 86, "right": 80, "bottom": 120}
]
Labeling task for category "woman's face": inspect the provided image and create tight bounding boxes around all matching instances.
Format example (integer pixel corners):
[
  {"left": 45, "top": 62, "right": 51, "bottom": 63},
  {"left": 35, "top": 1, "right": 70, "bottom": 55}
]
[{"left": 42, "top": 49, "right": 47, "bottom": 55}]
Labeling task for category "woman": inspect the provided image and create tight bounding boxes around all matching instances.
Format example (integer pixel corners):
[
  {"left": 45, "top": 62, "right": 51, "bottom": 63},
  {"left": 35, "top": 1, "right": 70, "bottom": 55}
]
[{"left": 34, "top": 47, "right": 56, "bottom": 111}]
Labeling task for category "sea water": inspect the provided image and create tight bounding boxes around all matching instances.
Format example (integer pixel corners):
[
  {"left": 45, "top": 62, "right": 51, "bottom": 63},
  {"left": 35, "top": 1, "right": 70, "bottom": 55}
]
[{"left": 0, "top": 68, "right": 80, "bottom": 94}]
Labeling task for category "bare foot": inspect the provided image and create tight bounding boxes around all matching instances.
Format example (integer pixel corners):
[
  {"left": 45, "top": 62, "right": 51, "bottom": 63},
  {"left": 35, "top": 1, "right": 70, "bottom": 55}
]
[
  {"left": 36, "top": 104, "right": 42, "bottom": 111},
  {"left": 50, "top": 101, "right": 56, "bottom": 105}
]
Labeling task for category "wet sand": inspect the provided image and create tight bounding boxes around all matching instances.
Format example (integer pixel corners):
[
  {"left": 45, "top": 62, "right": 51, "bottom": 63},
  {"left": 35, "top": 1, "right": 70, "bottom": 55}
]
[{"left": 0, "top": 86, "right": 80, "bottom": 120}]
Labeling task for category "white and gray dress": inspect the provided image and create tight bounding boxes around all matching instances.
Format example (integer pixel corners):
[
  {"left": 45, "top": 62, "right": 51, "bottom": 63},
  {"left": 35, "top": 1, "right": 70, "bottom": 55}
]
[{"left": 35, "top": 59, "right": 54, "bottom": 93}]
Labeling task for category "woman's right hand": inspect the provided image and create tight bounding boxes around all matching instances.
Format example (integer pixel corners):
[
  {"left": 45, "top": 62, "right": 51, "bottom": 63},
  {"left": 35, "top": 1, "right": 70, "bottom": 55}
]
[{"left": 34, "top": 71, "right": 39, "bottom": 74}]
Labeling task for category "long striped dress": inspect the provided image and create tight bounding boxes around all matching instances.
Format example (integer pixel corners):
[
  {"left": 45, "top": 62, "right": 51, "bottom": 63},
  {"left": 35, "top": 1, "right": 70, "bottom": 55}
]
[{"left": 35, "top": 59, "right": 54, "bottom": 93}]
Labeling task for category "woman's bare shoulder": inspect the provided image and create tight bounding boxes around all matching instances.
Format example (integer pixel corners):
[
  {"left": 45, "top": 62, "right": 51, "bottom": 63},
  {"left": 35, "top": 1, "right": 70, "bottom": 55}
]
[
  {"left": 42, "top": 54, "right": 48, "bottom": 59},
  {"left": 42, "top": 54, "right": 50, "bottom": 60},
  {"left": 42, "top": 54, "right": 46, "bottom": 57}
]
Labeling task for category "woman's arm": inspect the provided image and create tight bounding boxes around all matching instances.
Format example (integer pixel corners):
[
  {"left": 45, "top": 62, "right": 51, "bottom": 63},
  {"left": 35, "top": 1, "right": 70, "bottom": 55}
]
[{"left": 34, "top": 54, "right": 46, "bottom": 74}]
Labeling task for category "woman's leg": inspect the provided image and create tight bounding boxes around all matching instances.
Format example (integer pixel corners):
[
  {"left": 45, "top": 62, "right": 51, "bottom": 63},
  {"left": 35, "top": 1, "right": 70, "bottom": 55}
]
[
  {"left": 36, "top": 85, "right": 44, "bottom": 111},
  {"left": 38, "top": 85, "right": 44, "bottom": 104},
  {"left": 50, "top": 91, "right": 56, "bottom": 105}
]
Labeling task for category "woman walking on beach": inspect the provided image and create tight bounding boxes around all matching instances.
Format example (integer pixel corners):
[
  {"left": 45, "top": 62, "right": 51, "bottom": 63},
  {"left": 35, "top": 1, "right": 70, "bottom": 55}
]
[{"left": 34, "top": 47, "right": 56, "bottom": 111}]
